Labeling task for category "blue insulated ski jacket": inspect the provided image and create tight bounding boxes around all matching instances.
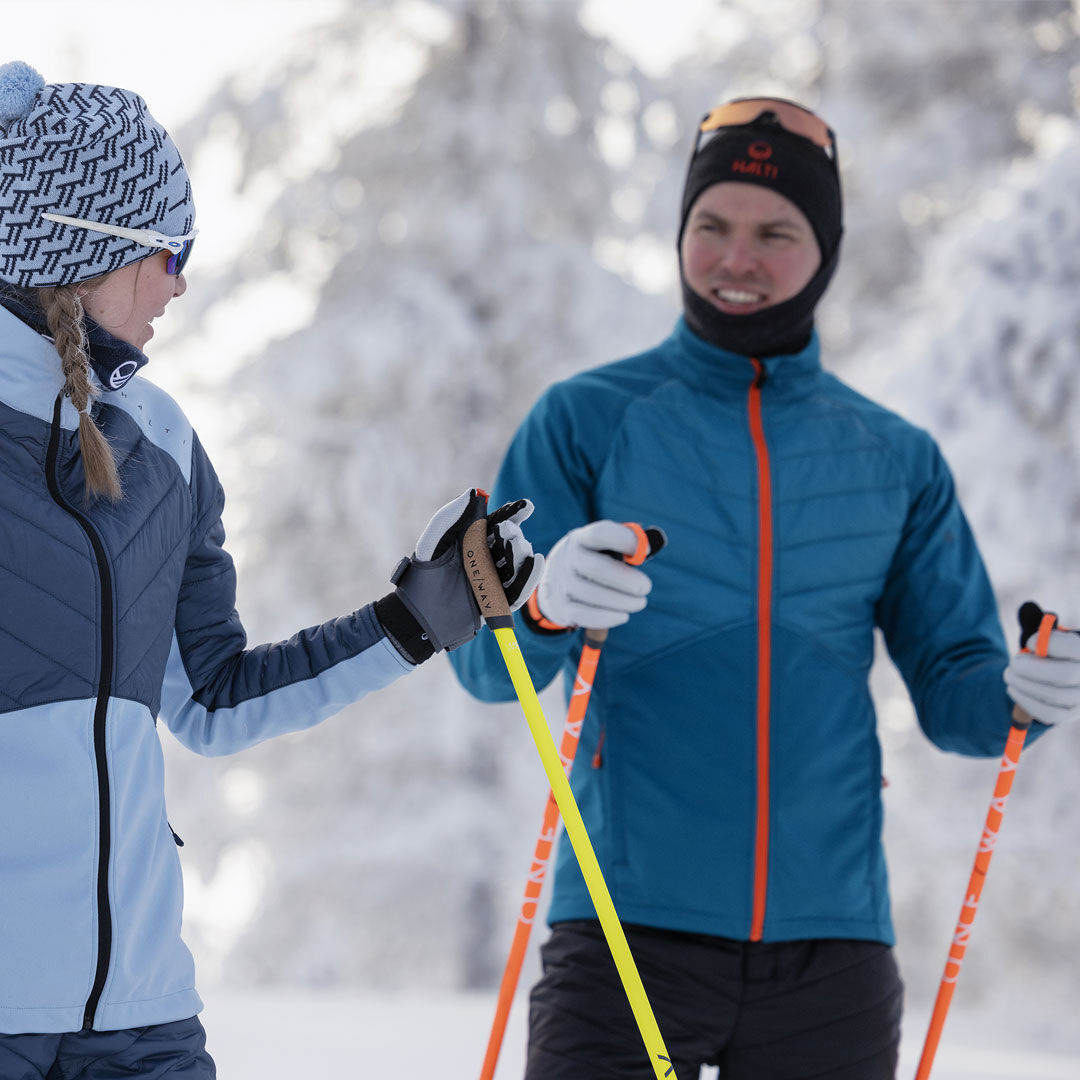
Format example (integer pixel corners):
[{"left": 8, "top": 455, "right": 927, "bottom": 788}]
[
  {"left": 0, "top": 304, "right": 413, "bottom": 1034},
  {"left": 451, "top": 318, "right": 1026, "bottom": 946}
]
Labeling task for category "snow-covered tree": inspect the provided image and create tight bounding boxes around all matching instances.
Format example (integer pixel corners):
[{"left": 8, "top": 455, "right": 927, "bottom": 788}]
[
  {"left": 154, "top": 1, "right": 1080, "bottom": 1038},
  {"left": 852, "top": 128, "right": 1080, "bottom": 1021},
  {"left": 162, "top": 0, "right": 678, "bottom": 990}
]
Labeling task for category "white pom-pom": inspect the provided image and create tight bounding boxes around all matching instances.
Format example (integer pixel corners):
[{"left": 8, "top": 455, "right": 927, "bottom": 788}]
[{"left": 0, "top": 61, "right": 45, "bottom": 125}]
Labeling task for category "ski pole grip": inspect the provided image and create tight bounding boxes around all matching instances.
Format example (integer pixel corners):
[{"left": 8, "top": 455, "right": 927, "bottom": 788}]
[
  {"left": 589, "top": 523, "right": 666, "bottom": 637},
  {"left": 1012, "top": 601, "right": 1058, "bottom": 729},
  {"left": 599, "top": 524, "right": 668, "bottom": 567},
  {"left": 464, "top": 517, "right": 514, "bottom": 628}
]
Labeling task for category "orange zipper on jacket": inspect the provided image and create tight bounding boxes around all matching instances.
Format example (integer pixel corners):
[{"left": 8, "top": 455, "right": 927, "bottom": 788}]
[{"left": 747, "top": 358, "right": 773, "bottom": 942}]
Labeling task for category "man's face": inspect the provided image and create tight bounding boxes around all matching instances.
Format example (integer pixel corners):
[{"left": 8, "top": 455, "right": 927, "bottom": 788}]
[{"left": 680, "top": 182, "right": 821, "bottom": 316}]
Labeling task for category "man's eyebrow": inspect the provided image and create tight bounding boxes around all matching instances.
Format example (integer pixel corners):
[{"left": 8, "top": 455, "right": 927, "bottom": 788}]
[{"left": 691, "top": 208, "right": 808, "bottom": 231}]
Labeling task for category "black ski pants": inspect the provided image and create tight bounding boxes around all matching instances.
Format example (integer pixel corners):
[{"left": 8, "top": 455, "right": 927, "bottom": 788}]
[{"left": 524, "top": 921, "right": 903, "bottom": 1080}]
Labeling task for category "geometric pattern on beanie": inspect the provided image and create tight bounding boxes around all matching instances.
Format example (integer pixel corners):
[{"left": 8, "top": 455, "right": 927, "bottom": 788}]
[{"left": 0, "top": 81, "right": 195, "bottom": 287}]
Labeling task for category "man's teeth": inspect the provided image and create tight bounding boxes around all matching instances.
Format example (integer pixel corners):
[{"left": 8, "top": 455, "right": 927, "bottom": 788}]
[{"left": 716, "top": 288, "right": 763, "bottom": 303}]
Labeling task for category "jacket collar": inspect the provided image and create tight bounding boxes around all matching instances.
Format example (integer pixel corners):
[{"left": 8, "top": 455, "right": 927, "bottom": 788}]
[
  {"left": 670, "top": 315, "right": 823, "bottom": 397},
  {"left": 0, "top": 290, "right": 148, "bottom": 392},
  {"left": 0, "top": 294, "right": 150, "bottom": 430},
  {"left": 0, "top": 302, "right": 86, "bottom": 429}
]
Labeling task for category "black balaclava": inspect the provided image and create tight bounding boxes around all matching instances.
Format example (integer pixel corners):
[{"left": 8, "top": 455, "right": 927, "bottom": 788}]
[{"left": 678, "top": 112, "right": 843, "bottom": 358}]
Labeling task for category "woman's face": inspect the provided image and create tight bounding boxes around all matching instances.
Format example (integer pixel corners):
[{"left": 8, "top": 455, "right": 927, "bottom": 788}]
[{"left": 78, "top": 253, "right": 186, "bottom": 350}]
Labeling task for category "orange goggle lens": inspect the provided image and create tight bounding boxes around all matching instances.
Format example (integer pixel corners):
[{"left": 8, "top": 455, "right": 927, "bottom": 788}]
[{"left": 697, "top": 97, "right": 835, "bottom": 155}]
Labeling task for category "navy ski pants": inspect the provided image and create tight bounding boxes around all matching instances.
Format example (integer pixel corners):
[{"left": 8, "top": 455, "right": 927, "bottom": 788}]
[
  {"left": 525, "top": 921, "right": 903, "bottom": 1079},
  {"left": 0, "top": 1016, "right": 215, "bottom": 1080}
]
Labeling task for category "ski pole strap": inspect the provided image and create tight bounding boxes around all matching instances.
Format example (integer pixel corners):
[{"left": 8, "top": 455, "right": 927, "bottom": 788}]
[
  {"left": 602, "top": 522, "right": 668, "bottom": 566},
  {"left": 524, "top": 588, "right": 571, "bottom": 634},
  {"left": 1033, "top": 613, "right": 1056, "bottom": 657},
  {"left": 1017, "top": 600, "right": 1054, "bottom": 652},
  {"left": 622, "top": 522, "right": 651, "bottom": 566}
]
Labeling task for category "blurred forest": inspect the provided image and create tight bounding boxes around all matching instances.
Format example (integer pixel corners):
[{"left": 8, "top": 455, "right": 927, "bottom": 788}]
[{"left": 142, "top": 0, "right": 1080, "bottom": 1050}]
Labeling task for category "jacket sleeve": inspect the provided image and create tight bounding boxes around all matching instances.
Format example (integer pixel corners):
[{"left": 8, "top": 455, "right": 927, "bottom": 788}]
[
  {"left": 876, "top": 431, "right": 1045, "bottom": 756},
  {"left": 158, "top": 435, "right": 413, "bottom": 757},
  {"left": 448, "top": 381, "right": 603, "bottom": 702}
]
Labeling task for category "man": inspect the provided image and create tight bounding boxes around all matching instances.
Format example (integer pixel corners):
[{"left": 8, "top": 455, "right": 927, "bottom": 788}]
[{"left": 450, "top": 98, "right": 1077, "bottom": 1079}]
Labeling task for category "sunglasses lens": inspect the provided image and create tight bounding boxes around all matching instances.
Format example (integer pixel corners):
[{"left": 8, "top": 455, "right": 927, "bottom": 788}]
[
  {"left": 166, "top": 239, "right": 193, "bottom": 276},
  {"left": 698, "top": 98, "right": 833, "bottom": 153}
]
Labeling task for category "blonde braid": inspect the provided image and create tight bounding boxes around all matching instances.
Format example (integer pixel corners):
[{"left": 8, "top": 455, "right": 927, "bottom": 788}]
[{"left": 38, "top": 285, "right": 122, "bottom": 502}]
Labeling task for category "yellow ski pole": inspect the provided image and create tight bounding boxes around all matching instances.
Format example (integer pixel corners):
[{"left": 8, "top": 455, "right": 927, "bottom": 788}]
[
  {"left": 463, "top": 518, "right": 678, "bottom": 1080},
  {"left": 479, "top": 523, "right": 666, "bottom": 1080}
]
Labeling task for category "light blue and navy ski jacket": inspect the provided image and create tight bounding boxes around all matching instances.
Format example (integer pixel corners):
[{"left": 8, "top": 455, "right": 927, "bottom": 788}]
[
  {"left": 451, "top": 318, "right": 1031, "bottom": 947},
  {"left": 0, "top": 303, "right": 414, "bottom": 1034}
]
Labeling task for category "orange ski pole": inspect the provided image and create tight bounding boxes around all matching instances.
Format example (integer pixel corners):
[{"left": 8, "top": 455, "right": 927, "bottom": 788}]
[
  {"left": 914, "top": 603, "right": 1054, "bottom": 1080},
  {"left": 478, "top": 523, "right": 665, "bottom": 1080}
]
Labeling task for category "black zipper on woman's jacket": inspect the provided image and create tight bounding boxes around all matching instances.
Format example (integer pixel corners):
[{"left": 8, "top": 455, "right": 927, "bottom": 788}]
[{"left": 45, "top": 395, "right": 115, "bottom": 1031}]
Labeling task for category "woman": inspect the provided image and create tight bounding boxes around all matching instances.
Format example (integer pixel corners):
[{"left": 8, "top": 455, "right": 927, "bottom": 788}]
[{"left": 0, "top": 60, "right": 541, "bottom": 1078}]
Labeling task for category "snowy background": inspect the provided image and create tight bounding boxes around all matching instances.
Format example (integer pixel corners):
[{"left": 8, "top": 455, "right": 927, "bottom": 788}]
[{"left": 7, "top": 1, "right": 1080, "bottom": 1076}]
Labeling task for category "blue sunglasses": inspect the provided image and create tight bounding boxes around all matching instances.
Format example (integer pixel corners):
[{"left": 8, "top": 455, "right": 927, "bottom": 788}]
[
  {"left": 164, "top": 238, "right": 195, "bottom": 276},
  {"left": 41, "top": 212, "right": 198, "bottom": 276}
]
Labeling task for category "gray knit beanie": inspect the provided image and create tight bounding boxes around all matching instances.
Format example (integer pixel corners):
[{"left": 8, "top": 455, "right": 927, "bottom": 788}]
[{"left": 0, "top": 61, "right": 195, "bottom": 287}]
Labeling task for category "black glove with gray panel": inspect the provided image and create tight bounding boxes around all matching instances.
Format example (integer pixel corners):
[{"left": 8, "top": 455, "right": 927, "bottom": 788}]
[{"left": 375, "top": 489, "right": 544, "bottom": 664}]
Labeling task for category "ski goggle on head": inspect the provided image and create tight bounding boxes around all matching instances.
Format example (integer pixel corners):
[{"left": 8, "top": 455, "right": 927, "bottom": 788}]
[
  {"left": 695, "top": 97, "right": 837, "bottom": 161},
  {"left": 40, "top": 212, "right": 198, "bottom": 276}
]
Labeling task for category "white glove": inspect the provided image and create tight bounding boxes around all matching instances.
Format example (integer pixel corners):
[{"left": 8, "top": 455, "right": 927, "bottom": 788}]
[
  {"left": 486, "top": 498, "right": 545, "bottom": 612},
  {"left": 537, "top": 520, "right": 653, "bottom": 630},
  {"left": 1004, "top": 626, "right": 1080, "bottom": 726}
]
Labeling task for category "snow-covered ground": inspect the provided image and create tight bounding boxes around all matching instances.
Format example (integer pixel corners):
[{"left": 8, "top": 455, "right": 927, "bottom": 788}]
[{"left": 200, "top": 988, "right": 1080, "bottom": 1079}]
